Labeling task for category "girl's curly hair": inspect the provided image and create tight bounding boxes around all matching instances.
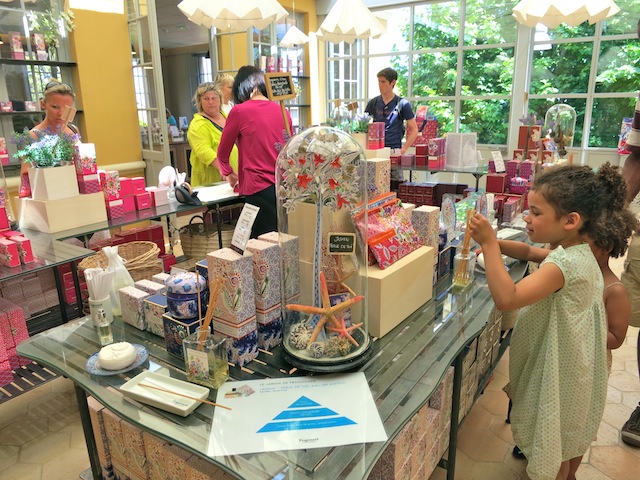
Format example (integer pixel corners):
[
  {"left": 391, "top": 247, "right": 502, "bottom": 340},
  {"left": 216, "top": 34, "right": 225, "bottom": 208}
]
[{"left": 590, "top": 208, "right": 638, "bottom": 258}]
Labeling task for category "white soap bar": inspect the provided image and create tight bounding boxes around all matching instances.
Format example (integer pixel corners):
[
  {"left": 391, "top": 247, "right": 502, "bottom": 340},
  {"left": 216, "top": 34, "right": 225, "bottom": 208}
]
[{"left": 98, "top": 342, "right": 136, "bottom": 370}]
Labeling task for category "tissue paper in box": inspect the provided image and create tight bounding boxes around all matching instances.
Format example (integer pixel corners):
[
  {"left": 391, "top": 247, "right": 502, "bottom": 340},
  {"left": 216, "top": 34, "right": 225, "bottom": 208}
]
[
  {"left": 207, "top": 248, "right": 255, "bottom": 324},
  {"left": 162, "top": 313, "right": 200, "bottom": 357},
  {"left": 256, "top": 306, "right": 283, "bottom": 349},
  {"left": 134, "top": 279, "right": 165, "bottom": 295},
  {"left": 143, "top": 294, "right": 167, "bottom": 337},
  {"left": 258, "top": 231, "right": 300, "bottom": 302},
  {"left": 213, "top": 316, "right": 258, "bottom": 366},
  {"left": 118, "top": 286, "right": 149, "bottom": 330},
  {"left": 246, "top": 239, "right": 282, "bottom": 311}
]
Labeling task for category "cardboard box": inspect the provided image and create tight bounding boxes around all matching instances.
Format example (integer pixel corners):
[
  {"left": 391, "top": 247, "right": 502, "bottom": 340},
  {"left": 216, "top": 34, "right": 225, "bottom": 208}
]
[
  {"left": 28, "top": 165, "right": 79, "bottom": 202},
  {"left": 363, "top": 246, "right": 434, "bottom": 338},
  {"left": 143, "top": 294, "right": 167, "bottom": 337},
  {"left": 19, "top": 192, "right": 107, "bottom": 234}
]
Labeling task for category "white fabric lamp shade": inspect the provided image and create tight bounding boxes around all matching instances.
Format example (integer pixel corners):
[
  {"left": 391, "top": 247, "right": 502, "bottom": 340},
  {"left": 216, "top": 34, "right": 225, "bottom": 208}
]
[
  {"left": 178, "top": 0, "right": 288, "bottom": 31},
  {"left": 512, "top": 0, "right": 620, "bottom": 29},
  {"left": 280, "top": 26, "right": 310, "bottom": 47},
  {"left": 317, "top": 0, "right": 387, "bottom": 44}
]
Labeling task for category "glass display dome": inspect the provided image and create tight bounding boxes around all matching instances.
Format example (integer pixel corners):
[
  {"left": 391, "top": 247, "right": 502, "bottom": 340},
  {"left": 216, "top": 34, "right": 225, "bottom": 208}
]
[
  {"left": 276, "top": 126, "right": 371, "bottom": 372},
  {"left": 328, "top": 103, "right": 353, "bottom": 133},
  {"left": 544, "top": 103, "right": 577, "bottom": 158}
]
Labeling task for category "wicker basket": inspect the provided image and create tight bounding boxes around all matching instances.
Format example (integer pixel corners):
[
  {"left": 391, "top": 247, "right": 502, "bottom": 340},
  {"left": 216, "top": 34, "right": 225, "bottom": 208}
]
[
  {"left": 78, "top": 241, "right": 163, "bottom": 282},
  {"left": 179, "top": 215, "right": 234, "bottom": 259}
]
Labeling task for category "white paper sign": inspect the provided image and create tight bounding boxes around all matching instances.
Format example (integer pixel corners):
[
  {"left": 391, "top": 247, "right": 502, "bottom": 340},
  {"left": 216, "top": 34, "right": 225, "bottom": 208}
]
[
  {"left": 491, "top": 150, "right": 506, "bottom": 172},
  {"left": 208, "top": 372, "right": 387, "bottom": 457},
  {"left": 231, "top": 203, "right": 260, "bottom": 252}
]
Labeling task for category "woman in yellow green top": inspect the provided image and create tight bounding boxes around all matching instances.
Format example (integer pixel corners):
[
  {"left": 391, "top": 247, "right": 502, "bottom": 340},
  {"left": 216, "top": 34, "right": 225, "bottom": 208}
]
[{"left": 187, "top": 83, "right": 238, "bottom": 187}]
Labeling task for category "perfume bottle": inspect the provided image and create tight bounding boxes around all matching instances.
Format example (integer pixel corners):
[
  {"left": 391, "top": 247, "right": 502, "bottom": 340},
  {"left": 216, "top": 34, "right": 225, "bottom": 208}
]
[{"left": 96, "top": 309, "right": 113, "bottom": 346}]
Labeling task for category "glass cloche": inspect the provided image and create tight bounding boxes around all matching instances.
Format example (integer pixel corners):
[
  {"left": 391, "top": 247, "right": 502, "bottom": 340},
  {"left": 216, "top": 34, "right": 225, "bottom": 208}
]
[
  {"left": 275, "top": 126, "right": 371, "bottom": 372},
  {"left": 544, "top": 103, "right": 576, "bottom": 158}
]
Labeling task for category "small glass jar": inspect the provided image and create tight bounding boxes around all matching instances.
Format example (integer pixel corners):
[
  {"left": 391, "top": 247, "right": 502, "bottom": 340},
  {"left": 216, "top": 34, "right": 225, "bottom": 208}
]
[
  {"left": 182, "top": 328, "right": 229, "bottom": 389},
  {"left": 453, "top": 251, "right": 476, "bottom": 287}
]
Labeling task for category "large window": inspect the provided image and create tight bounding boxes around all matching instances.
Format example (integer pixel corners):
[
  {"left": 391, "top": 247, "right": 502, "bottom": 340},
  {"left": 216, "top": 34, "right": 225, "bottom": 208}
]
[{"left": 326, "top": 0, "right": 640, "bottom": 150}]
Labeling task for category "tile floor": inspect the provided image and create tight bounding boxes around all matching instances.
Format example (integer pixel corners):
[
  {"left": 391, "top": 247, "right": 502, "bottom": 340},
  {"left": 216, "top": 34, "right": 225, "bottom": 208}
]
[{"left": 1, "top": 263, "right": 639, "bottom": 479}]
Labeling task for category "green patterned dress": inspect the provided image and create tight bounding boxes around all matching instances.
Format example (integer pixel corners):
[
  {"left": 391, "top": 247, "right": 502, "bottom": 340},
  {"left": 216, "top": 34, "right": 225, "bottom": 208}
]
[{"left": 510, "top": 243, "right": 607, "bottom": 480}]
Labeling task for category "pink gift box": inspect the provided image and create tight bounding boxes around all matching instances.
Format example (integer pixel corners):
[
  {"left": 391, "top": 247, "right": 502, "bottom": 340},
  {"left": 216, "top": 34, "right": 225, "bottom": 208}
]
[
  {"left": 0, "top": 207, "right": 9, "bottom": 230},
  {"left": 77, "top": 174, "right": 101, "bottom": 194},
  {"left": 415, "top": 155, "right": 426, "bottom": 166},
  {"left": 100, "top": 170, "right": 121, "bottom": 201},
  {"left": 118, "top": 286, "right": 149, "bottom": 330},
  {"left": 121, "top": 195, "right": 135, "bottom": 213},
  {"left": 12, "top": 236, "right": 34, "bottom": 264},
  {"left": 105, "top": 199, "right": 124, "bottom": 219},
  {"left": 75, "top": 143, "right": 98, "bottom": 175},
  {"left": 0, "top": 311, "right": 12, "bottom": 358},
  {"left": 400, "top": 154, "right": 415, "bottom": 166},
  {"left": 246, "top": 239, "right": 282, "bottom": 311},
  {"left": 134, "top": 192, "right": 151, "bottom": 210},
  {"left": 519, "top": 160, "right": 535, "bottom": 180},
  {"left": 145, "top": 186, "right": 169, "bottom": 206},
  {"left": 427, "top": 155, "right": 445, "bottom": 170},
  {"left": 0, "top": 186, "right": 6, "bottom": 208},
  {"left": 0, "top": 360, "right": 12, "bottom": 387},
  {"left": 207, "top": 248, "right": 255, "bottom": 325},
  {"left": 0, "top": 298, "right": 28, "bottom": 346},
  {"left": 257, "top": 232, "right": 300, "bottom": 302},
  {"left": 119, "top": 177, "right": 133, "bottom": 196},
  {"left": 131, "top": 177, "right": 146, "bottom": 194},
  {"left": 0, "top": 238, "right": 20, "bottom": 268},
  {"left": 416, "top": 144, "right": 427, "bottom": 155},
  {"left": 428, "top": 137, "right": 446, "bottom": 156},
  {"left": 513, "top": 149, "right": 525, "bottom": 161}
]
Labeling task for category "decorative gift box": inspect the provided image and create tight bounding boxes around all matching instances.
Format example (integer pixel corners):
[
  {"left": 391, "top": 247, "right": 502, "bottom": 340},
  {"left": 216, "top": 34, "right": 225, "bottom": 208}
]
[
  {"left": 105, "top": 199, "right": 124, "bottom": 219},
  {"left": 121, "top": 195, "right": 135, "bottom": 213},
  {"left": 0, "top": 298, "right": 28, "bottom": 346},
  {"left": 513, "top": 149, "right": 525, "bottom": 161},
  {"left": 143, "top": 294, "right": 167, "bottom": 337},
  {"left": 77, "top": 174, "right": 101, "bottom": 194},
  {"left": 134, "top": 279, "right": 165, "bottom": 295},
  {"left": 9, "top": 31, "right": 24, "bottom": 59},
  {"left": 11, "top": 236, "right": 34, "bottom": 264},
  {"left": 428, "top": 155, "right": 445, "bottom": 170},
  {"left": 119, "top": 177, "right": 133, "bottom": 196},
  {"left": 364, "top": 158, "right": 391, "bottom": 200},
  {"left": 213, "top": 317, "right": 259, "bottom": 367},
  {"left": 485, "top": 173, "right": 508, "bottom": 194},
  {"left": 165, "top": 272, "right": 207, "bottom": 320},
  {"left": 255, "top": 307, "right": 283, "bottom": 350},
  {"left": 195, "top": 259, "right": 208, "bottom": 282},
  {"left": 0, "top": 207, "right": 9, "bottom": 230},
  {"left": 131, "top": 177, "right": 146, "bottom": 194},
  {"left": 162, "top": 313, "right": 200, "bottom": 357},
  {"left": 363, "top": 147, "right": 390, "bottom": 160},
  {"left": 75, "top": 143, "right": 98, "bottom": 175},
  {"left": 100, "top": 170, "right": 121, "bottom": 201},
  {"left": 0, "top": 101, "right": 13, "bottom": 113},
  {"left": 145, "top": 187, "right": 169, "bottom": 207},
  {"left": 257, "top": 232, "right": 301, "bottom": 303},
  {"left": 428, "top": 137, "right": 446, "bottom": 156},
  {"left": 246, "top": 239, "right": 282, "bottom": 311},
  {"left": 415, "top": 155, "right": 427, "bottom": 167},
  {"left": 0, "top": 311, "right": 14, "bottom": 355},
  {"left": 519, "top": 160, "right": 535, "bottom": 180},
  {"left": 152, "top": 272, "right": 170, "bottom": 285},
  {"left": 445, "top": 133, "right": 477, "bottom": 171},
  {"left": 207, "top": 248, "right": 255, "bottom": 324},
  {"left": 411, "top": 206, "right": 441, "bottom": 255},
  {"left": 118, "top": 286, "right": 149, "bottom": 330},
  {"left": 134, "top": 192, "right": 151, "bottom": 210},
  {"left": 0, "top": 238, "right": 20, "bottom": 268},
  {"left": 400, "top": 153, "right": 415, "bottom": 167}
]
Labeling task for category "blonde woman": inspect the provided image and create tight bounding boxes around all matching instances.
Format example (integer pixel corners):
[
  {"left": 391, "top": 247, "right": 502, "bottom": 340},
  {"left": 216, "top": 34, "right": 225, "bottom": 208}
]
[
  {"left": 187, "top": 83, "right": 238, "bottom": 187},
  {"left": 214, "top": 73, "right": 234, "bottom": 115}
]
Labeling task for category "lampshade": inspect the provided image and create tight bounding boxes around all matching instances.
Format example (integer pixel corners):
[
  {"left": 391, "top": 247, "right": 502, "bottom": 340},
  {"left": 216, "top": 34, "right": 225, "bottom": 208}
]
[
  {"left": 177, "top": 0, "right": 288, "bottom": 31},
  {"left": 533, "top": 23, "right": 552, "bottom": 50},
  {"left": 280, "top": 26, "right": 310, "bottom": 48},
  {"left": 512, "top": 0, "right": 620, "bottom": 29},
  {"left": 317, "top": 0, "right": 386, "bottom": 44}
]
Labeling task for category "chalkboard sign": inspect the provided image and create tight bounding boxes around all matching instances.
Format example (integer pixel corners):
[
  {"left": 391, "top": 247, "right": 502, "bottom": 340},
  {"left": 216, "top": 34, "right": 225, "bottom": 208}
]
[
  {"left": 265, "top": 72, "right": 297, "bottom": 101},
  {"left": 328, "top": 233, "right": 356, "bottom": 255}
]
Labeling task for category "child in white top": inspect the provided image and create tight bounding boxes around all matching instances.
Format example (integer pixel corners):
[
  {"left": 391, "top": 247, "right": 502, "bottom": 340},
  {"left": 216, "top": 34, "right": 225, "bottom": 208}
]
[{"left": 469, "top": 163, "right": 626, "bottom": 480}]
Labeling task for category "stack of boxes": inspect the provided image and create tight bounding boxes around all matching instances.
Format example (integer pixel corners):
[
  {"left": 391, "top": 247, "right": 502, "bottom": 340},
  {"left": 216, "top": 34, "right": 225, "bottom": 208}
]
[
  {"left": 398, "top": 182, "right": 467, "bottom": 207},
  {"left": 427, "top": 137, "right": 446, "bottom": 170},
  {"left": 367, "top": 122, "right": 385, "bottom": 150},
  {"left": 75, "top": 143, "right": 101, "bottom": 194},
  {"left": 514, "top": 124, "right": 543, "bottom": 161},
  {"left": 101, "top": 172, "right": 166, "bottom": 219},
  {"left": 0, "top": 298, "right": 30, "bottom": 386}
]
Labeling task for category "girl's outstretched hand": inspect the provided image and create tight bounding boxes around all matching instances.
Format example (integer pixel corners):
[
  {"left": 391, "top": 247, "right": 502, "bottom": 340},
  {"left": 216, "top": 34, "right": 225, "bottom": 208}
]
[{"left": 468, "top": 213, "right": 496, "bottom": 246}]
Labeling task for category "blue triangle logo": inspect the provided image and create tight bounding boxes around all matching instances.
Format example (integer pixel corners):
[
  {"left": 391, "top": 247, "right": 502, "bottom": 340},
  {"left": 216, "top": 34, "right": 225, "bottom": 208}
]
[{"left": 257, "top": 395, "right": 357, "bottom": 433}]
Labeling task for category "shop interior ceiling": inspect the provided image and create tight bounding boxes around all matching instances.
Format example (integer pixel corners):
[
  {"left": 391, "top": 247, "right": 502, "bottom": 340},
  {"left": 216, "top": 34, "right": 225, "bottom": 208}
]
[{"left": 156, "top": 0, "right": 210, "bottom": 49}]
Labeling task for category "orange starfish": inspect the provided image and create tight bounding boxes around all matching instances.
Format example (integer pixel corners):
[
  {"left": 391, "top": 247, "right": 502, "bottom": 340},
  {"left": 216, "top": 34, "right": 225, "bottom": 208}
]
[
  {"left": 326, "top": 316, "right": 363, "bottom": 346},
  {"left": 286, "top": 271, "right": 364, "bottom": 346},
  {"left": 326, "top": 256, "right": 356, "bottom": 296}
]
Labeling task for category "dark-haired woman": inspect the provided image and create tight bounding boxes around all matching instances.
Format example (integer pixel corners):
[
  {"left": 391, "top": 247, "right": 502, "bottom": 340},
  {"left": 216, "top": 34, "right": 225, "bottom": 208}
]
[{"left": 218, "top": 65, "right": 292, "bottom": 238}]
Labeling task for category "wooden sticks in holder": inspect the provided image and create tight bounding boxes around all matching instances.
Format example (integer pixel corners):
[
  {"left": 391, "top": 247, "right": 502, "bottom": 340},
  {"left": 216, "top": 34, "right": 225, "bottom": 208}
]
[{"left": 453, "top": 209, "right": 476, "bottom": 287}]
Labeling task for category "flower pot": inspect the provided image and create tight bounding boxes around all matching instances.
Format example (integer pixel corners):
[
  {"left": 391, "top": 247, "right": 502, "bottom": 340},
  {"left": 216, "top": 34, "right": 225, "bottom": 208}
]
[{"left": 28, "top": 165, "right": 79, "bottom": 201}]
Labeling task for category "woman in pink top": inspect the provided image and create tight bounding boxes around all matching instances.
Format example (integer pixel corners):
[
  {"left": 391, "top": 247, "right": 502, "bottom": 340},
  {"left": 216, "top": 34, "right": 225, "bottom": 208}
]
[{"left": 218, "top": 65, "right": 293, "bottom": 237}]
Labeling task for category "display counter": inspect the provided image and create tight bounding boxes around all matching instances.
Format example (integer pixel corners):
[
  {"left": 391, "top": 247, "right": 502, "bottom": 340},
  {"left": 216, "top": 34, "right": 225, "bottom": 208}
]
[{"left": 17, "top": 260, "right": 527, "bottom": 480}]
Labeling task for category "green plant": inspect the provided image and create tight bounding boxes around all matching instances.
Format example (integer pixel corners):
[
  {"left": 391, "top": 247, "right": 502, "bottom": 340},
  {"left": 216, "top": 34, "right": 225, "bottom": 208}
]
[
  {"left": 27, "top": 8, "right": 75, "bottom": 47},
  {"left": 12, "top": 128, "right": 79, "bottom": 167},
  {"left": 351, "top": 113, "right": 371, "bottom": 133}
]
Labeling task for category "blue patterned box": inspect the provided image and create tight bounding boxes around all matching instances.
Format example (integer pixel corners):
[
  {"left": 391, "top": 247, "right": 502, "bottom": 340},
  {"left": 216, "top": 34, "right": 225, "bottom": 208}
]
[
  {"left": 206, "top": 248, "right": 255, "bottom": 325},
  {"left": 246, "top": 239, "right": 282, "bottom": 311},
  {"left": 257, "top": 232, "right": 300, "bottom": 303},
  {"left": 143, "top": 295, "right": 167, "bottom": 337},
  {"left": 195, "top": 259, "right": 208, "bottom": 283},
  {"left": 213, "top": 315, "right": 258, "bottom": 366},
  {"left": 162, "top": 313, "right": 200, "bottom": 357},
  {"left": 118, "top": 286, "right": 149, "bottom": 330},
  {"left": 255, "top": 306, "right": 282, "bottom": 350}
]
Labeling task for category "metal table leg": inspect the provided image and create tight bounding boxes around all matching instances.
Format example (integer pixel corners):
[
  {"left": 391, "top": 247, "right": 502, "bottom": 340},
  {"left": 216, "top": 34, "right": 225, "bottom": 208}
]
[
  {"left": 74, "top": 384, "right": 103, "bottom": 480},
  {"left": 446, "top": 351, "right": 464, "bottom": 480},
  {"left": 52, "top": 265, "right": 68, "bottom": 324}
]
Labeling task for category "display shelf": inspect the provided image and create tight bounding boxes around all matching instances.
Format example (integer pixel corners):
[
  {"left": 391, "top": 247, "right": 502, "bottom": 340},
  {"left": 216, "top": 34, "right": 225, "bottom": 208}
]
[{"left": 392, "top": 164, "right": 489, "bottom": 190}]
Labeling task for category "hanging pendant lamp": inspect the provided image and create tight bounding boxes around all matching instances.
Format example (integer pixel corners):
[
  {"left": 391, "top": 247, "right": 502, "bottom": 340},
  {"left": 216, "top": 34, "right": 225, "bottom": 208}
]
[
  {"left": 178, "top": 0, "right": 288, "bottom": 31},
  {"left": 512, "top": 0, "right": 620, "bottom": 29},
  {"left": 317, "top": 0, "right": 386, "bottom": 44}
]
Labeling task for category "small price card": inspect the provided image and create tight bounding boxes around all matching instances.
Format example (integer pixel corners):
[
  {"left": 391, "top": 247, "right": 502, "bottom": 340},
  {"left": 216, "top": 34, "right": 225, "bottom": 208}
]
[
  {"left": 327, "top": 233, "right": 356, "bottom": 255},
  {"left": 231, "top": 204, "right": 260, "bottom": 253},
  {"left": 491, "top": 151, "right": 506, "bottom": 173}
]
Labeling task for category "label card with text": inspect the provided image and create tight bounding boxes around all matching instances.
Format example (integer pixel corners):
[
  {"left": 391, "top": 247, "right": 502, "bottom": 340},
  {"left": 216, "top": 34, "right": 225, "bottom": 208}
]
[
  {"left": 328, "top": 233, "right": 356, "bottom": 255},
  {"left": 264, "top": 72, "right": 296, "bottom": 101},
  {"left": 231, "top": 204, "right": 260, "bottom": 253},
  {"left": 491, "top": 151, "right": 506, "bottom": 173}
]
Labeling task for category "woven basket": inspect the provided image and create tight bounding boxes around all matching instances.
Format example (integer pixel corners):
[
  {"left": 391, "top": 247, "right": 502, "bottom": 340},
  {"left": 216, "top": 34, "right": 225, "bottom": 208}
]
[
  {"left": 78, "top": 241, "right": 162, "bottom": 282},
  {"left": 179, "top": 215, "right": 233, "bottom": 259}
]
